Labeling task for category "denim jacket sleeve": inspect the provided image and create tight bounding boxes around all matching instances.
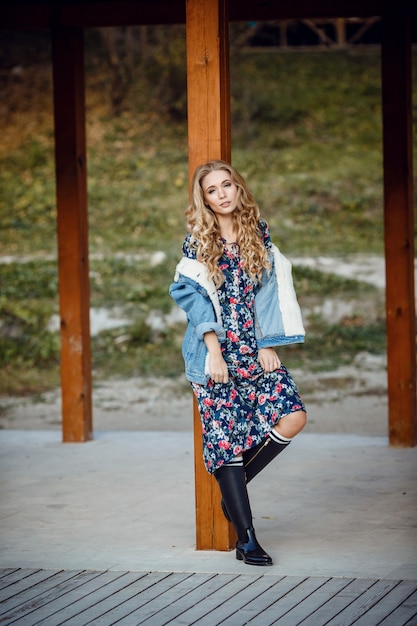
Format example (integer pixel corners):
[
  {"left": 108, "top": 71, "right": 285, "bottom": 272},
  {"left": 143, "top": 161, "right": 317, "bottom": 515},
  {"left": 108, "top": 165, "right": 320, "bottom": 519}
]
[
  {"left": 254, "top": 244, "right": 305, "bottom": 348},
  {"left": 169, "top": 276, "right": 225, "bottom": 341}
]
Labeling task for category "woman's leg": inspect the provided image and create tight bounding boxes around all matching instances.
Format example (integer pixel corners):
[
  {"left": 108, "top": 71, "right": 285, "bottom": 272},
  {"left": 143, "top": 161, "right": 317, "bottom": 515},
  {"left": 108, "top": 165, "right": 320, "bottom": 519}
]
[
  {"left": 242, "top": 410, "right": 306, "bottom": 483},
  {"left": 214, "top": 459, "right": 273, "bottom": 566},
  {"left": 273, "top": 409, "right": 307, "bottom": 439}
]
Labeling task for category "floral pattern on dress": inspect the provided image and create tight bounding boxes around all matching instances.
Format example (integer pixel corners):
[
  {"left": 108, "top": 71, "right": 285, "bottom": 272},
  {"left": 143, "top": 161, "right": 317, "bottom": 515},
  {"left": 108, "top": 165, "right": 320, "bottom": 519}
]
[{"left": 185, "top": 222, "right": 305, "bottom": 474}]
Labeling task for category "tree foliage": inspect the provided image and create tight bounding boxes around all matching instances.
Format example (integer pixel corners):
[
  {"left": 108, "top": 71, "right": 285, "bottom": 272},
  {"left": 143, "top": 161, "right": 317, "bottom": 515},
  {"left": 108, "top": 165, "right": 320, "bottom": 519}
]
[{"left": 97, "top": 25, "right": 187, "bottom": 119}]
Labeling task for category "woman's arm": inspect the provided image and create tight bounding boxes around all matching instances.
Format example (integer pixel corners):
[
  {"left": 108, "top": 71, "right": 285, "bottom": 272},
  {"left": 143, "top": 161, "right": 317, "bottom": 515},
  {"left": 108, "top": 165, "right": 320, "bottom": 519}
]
[{"left": 169, "top": 278, "right": 224, "bottom": 340}]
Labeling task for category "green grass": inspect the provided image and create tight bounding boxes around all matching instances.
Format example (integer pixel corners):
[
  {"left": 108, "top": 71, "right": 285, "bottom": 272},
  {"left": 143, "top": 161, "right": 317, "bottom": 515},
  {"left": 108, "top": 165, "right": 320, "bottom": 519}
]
[
  {"left": 231, "top": 49, "right": 390, "bottom": 256},
  {"left": 0, "top": 43, "right": 416, "bottom": 395},
  {"left": 0, "top": 257, "right": 385, "bottom": 394}
]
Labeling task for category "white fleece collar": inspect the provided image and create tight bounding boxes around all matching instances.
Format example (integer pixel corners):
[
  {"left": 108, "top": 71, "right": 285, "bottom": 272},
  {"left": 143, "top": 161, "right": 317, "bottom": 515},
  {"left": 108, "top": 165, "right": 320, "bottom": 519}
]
[{"left": 174, "top": 257, "right": 222, "bottom": 323}]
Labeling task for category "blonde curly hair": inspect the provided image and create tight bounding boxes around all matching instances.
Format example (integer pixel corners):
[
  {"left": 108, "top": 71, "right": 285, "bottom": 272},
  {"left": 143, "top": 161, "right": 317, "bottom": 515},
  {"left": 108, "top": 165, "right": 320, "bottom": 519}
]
[{"left": 185, "top": 160, "right": 270, "bottom": 287}]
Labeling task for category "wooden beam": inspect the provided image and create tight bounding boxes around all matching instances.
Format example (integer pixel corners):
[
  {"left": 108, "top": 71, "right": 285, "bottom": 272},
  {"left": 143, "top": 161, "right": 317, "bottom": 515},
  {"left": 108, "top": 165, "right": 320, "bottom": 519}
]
[
  {"left": 61, "top": 1, "right": 186, "bottom": 27},
  {"left": 229, "top": 0, "right": 383, "bottom": 21},
  {"left": 0, "top": 1, "right": 186, "bottom": 29},
  {"left": 3, "top": 0, "right": 415, "bottom": 29},
  {"left": 381, "top": 14, "right": 416, "bottom": 447},
  {"left": 52, "top": 26, "right": 93, "bottom": 443},
  {"left": 186, "top": 0, "right": 235, "bottom": 551},
  {"left": 186, "top": 0, "right": 231, "bottom": 173}
]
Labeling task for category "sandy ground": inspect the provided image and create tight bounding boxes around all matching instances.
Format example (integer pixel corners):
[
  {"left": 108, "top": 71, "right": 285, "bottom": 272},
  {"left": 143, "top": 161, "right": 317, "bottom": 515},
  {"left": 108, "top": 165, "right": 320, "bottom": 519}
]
[{"left": 0, "top": 354, "right": 388, "bottom": 436}]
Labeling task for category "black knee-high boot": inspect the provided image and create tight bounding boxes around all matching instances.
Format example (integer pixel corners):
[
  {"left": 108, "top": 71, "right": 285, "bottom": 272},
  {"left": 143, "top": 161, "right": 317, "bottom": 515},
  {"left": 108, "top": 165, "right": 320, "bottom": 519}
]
[
  {"left": 243, "top": 430, "right": 291, "bottom": 483},
  {"left": 221, "top": 431, "right": 291, "bottom": 522},
  {"left": 214, "top": 464, "right": 272, "bottom": 566}
]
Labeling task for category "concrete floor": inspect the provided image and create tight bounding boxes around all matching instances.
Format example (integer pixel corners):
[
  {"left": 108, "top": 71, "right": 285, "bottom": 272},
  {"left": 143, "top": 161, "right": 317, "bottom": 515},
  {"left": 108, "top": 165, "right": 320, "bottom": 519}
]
[{"left": 0, "top": 430, "right": 416, "bottom": 580}]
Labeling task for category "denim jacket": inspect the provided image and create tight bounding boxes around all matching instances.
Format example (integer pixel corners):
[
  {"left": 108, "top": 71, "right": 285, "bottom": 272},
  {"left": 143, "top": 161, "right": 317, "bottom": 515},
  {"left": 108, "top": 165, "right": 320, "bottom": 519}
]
[{"left": 169, "top": 243, "right": 305, "bottom": 384}]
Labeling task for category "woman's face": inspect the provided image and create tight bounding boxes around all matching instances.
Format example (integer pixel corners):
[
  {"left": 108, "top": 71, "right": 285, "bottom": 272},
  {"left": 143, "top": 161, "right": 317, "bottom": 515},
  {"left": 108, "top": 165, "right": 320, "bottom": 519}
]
[{"left": 201, "top": 169, "right": 238, "bottom": 219}]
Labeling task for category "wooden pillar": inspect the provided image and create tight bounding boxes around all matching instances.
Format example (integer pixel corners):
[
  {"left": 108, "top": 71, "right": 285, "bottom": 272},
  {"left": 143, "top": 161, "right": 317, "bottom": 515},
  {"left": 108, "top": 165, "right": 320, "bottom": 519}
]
[
  {"left": 381, "top": 14, "right": 416, "bottom": 447},
  {"left": 279, "top": 20, "right": 288, "bottom": 49},
  {"left": 334, "top": 18, "right": 346, "bottom": 47},
  {"left": 52, "top": 26, "right": 93, "bottom": 442},
  {"left": 186, "top": 0, "right": 235, "bottom": 550}
]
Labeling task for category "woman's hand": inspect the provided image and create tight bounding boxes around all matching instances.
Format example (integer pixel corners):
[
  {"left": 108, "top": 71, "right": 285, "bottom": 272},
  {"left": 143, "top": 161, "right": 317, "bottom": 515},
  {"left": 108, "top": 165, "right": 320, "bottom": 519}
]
[
  {"left": 209, "top": 352, "right": 229, "bottom": 384},
  {"left": 204, "top": 331, "right": 229, "bottom": 383},
  {"left": 259, "top": 347, "right": 281, "bottom": 373}
]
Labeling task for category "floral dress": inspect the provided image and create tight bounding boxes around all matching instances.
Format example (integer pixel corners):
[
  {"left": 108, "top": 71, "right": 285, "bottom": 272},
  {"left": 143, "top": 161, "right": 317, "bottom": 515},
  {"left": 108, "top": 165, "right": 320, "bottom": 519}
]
[{"left": 183, "top": 224, "right": 305, "bottom": 474}]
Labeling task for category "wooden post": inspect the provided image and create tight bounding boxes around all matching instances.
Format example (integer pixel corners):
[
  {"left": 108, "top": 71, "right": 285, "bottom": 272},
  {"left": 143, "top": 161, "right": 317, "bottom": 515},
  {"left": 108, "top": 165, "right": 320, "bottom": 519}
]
[
  {"left": 334, "top": 18, "right": 346, "bottom": 47},
  {"left": 186, "top": 0, "right": 235, "bottom": 550},
  {"left": 52, "top": 26, "right": 93, "bottom": 442},
  {"left": 381, "top": 14, "right": 416, "bottom": 446}
]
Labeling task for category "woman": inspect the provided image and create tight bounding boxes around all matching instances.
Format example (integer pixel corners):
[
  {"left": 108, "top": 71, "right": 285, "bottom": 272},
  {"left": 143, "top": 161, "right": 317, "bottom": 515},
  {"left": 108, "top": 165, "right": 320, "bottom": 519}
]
[{"left": 169, "top": 160, "right": 306, "bottom": 566}]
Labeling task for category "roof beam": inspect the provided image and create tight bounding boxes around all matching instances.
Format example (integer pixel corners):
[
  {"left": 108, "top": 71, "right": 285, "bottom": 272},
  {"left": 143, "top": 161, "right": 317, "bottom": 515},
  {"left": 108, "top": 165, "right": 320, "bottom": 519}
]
[{"left": 1, "top": 0, "right": 415, "bottom": 29}]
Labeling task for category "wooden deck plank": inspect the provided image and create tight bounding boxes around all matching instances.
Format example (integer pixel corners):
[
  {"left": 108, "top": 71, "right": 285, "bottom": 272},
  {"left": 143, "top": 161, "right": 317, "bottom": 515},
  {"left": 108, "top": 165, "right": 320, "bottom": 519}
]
[
  {"left": 0, "top": 569, "right": 20, "bottom": 584},
  {"left": 297, "top": 578, "right": 378, "bottom": 625},
  {"left": 166, "top": 573, "right": 270, "bottom": 626},
  {"left": 137, "top": 573, "right": 241, "bottom": 626},
  {"left": 377, "top": 589, "right": 417, "bottom": 626},
  {"left": 92, "top": 572, "right": 180, "bottom": 625},
  {"left": 0, "top": 570, "right": 107, "bottom": 623},
  {"left": 325, "top": 579, "right": 402, "bottom": 625},
  {"left": 191, "top": 575, "right": 323, "bottom": 626},
  {"left": 142, "top": 573, "right": 279, "bottom": 626},
  {"left": 155, "top": 573, "right": 246, "bottom": 624},
  {"left": 23, "top": 571, "right": 150, "bottom": 625},
  {"left": 0, "top": 569, "right": 416, "bottom": 625},
  {"left": 108, "top": 572, "right": 196, "bottom": 625},
  {"left": 0, "top": 569, "right": 46, "bottom": 595},
  {"left": 269, "top": 577, "right": 355, "bottom": 625},
  {"left": 237, "top": 576, "right": 331, "bottom": 626},
  {"left": 115, "top": 572, "right": 220, "bottom": 625},
  {"left": 49, "top": 572, "right": 172, "bottom": 626},
  {"left": 216, "top": 575, "right": 307, "bottom": 626},
  {"left": 0, "top": 570, "right": 85, "bottom": 612},
  {"left": 353, "top": 580, "right": 417, "bottom": 626},
  {"left": 179, "top": 575, "right": 291, "bottom": 625}
]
